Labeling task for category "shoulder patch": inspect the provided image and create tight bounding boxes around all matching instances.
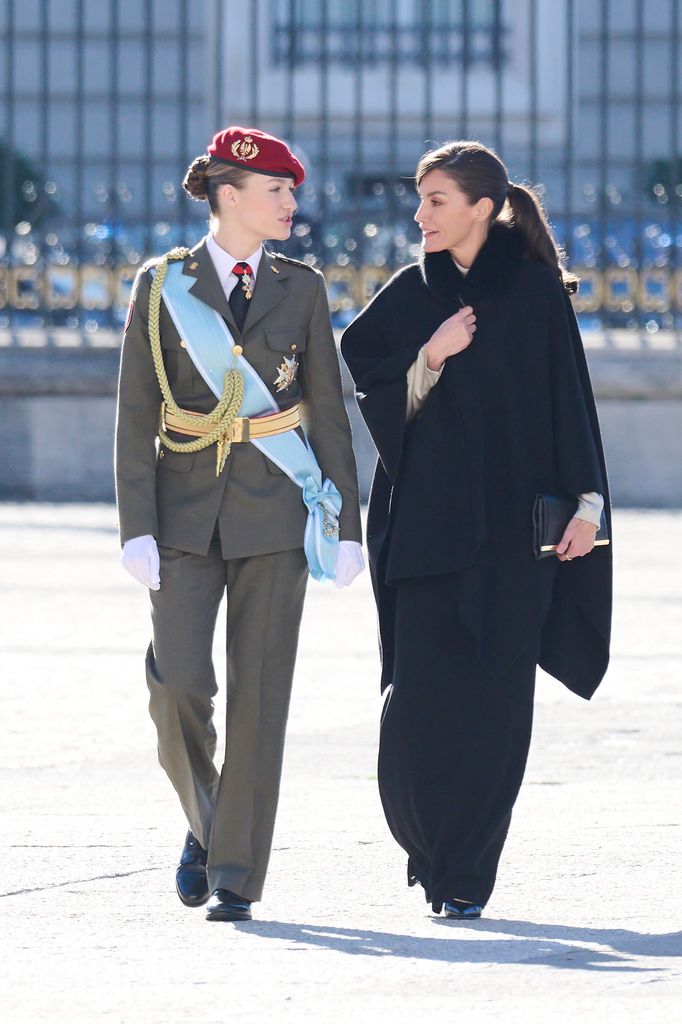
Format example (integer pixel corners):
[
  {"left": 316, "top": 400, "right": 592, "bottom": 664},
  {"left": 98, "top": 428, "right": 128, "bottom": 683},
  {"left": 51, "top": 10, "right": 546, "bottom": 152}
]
[{"left": 270, "top": 252, "right": 318, "bottom": 273}]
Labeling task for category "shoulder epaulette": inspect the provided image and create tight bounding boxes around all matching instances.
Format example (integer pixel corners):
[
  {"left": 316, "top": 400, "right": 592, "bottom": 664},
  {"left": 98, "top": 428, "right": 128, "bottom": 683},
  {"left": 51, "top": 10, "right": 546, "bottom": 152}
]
[
  {"left": 271, "top": 253, "right": 318, "bottom": 273},
  {"left": 141, "top": 254, "right": 163, "bottom": 273},
  {"left": 141, "top": 247, "right": 190, "bottom": 273}
]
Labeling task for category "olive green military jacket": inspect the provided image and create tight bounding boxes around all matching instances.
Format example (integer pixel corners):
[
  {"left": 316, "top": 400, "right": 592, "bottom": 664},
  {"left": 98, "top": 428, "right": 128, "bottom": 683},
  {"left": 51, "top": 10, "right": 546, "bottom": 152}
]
[{"left": 115, "top": 237, "right": 362, "bottom": 559}]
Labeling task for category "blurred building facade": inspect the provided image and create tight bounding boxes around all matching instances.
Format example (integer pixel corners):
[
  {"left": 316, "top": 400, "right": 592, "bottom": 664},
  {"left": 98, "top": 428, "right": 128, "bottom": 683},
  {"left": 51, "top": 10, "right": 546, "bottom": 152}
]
[{"left": 1, "top": 0, "right": 680, "bottom": 336}]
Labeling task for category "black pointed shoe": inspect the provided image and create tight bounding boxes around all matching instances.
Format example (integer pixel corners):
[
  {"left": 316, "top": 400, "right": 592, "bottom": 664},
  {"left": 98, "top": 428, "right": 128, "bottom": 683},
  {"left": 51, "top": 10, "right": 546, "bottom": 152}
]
[
  {"left": 443, "top": 899, "right": 482, "bottom": 919},
  {"left": 205, "top": 888, "right": 253, "bottom": 922},
  {"left": 175, "top": 831, "right": 209, "bottom": 907}
]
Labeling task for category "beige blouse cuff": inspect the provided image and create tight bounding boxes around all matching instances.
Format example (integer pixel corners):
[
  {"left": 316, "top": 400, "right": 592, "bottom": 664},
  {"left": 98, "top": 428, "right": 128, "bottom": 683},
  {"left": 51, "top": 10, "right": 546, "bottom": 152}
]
[
  {"left": 406, "top": 345, "right": 443, "bottom": 421},
  {"left": 575, "top": 491, "right": 604, "bottom": 528}
]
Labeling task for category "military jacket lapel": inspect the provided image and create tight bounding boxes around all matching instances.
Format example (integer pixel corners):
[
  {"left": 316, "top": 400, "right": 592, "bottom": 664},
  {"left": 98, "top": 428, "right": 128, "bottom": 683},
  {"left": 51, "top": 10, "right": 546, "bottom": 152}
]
[
  {"left": 181, "top": 238, "right": 241, "bottom": 335},
  {"left": 241, "top": 250, "right": 289, "bottom": 334}
]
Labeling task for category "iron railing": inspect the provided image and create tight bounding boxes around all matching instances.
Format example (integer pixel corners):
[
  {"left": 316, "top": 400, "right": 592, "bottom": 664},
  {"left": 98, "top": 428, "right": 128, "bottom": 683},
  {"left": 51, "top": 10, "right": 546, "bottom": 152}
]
[{"left": 0, "top": 0, "right": 680, "bottom": 346}]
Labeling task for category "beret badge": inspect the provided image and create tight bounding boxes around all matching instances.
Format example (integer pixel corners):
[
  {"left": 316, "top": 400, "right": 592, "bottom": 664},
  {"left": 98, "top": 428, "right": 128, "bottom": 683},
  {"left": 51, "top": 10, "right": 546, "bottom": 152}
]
[
  {"left": 231, "top": 136, "right": 260, "bottom": 161},
  {"left": 207, "top": 126, "right": 305, "bottom": 186}
]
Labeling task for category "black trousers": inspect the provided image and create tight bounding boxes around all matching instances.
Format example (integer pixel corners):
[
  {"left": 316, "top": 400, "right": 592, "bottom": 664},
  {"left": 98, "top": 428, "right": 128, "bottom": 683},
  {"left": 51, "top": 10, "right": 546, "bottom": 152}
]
[{"left": 378, "top": 573, "right": 538, "bottom": 911}]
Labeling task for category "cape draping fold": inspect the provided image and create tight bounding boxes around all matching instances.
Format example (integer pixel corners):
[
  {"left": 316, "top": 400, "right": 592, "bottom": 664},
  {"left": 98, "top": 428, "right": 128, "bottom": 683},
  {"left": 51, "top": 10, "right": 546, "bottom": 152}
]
[
  {"left": 537, "top": 288, "right": 613, "bottom": 696},
  {"left": 342, "top": 224, "right": 612, "bottom": 699}
]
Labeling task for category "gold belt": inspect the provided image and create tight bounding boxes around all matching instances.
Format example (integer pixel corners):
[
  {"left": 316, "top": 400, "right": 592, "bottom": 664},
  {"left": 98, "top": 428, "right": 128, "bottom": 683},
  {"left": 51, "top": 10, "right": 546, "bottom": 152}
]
[{"left": 163, "top": 403, "right": 300, "bottom": 444}]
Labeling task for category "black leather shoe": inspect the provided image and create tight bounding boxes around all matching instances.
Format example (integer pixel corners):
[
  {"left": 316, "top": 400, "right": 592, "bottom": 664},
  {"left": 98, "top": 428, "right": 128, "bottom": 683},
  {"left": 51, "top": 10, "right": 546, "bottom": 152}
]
[
  {"left": 443, "top": 899, "right": 482, "bottom": 919},
  {"left": 175, "top": 831, "right": 209, "bottom": 907},
  {"left": 206, "top": 888, "right": 253, "bottom": 922}
]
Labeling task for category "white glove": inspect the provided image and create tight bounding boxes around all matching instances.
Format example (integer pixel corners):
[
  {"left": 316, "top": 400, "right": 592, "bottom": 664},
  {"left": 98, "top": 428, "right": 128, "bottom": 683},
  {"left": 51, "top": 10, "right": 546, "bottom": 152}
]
[
  {"left": 121, "top": 534, "right": 161, "bottom": 591},
  {"left": 334, "top": 540, "right": 365, "bottom": 589}
]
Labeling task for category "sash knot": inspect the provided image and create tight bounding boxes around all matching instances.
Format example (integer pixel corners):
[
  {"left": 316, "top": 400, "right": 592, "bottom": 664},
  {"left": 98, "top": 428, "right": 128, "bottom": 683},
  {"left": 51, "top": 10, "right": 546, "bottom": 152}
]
[{"left": 302, "top": 476, "right": 342, "bottom": 581}]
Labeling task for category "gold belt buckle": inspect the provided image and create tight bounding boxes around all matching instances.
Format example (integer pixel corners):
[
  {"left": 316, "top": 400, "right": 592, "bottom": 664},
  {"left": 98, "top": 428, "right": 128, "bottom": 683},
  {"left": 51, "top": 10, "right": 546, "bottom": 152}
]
[{"left": 230, "top": 417, "right": 250, "bottom": 443}]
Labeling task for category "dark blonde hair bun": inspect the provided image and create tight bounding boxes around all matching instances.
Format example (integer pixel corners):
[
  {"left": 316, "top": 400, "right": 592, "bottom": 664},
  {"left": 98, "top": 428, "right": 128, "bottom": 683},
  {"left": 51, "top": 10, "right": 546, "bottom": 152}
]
[{"left": 182, "top": 155, "right": 211, "bottom": 201}]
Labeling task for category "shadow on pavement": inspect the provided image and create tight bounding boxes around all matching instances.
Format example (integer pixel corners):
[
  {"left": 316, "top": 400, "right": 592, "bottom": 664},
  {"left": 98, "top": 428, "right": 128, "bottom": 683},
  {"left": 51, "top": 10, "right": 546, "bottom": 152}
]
[{"left": 233, "top": 919, "right": 681, "bottom": 972}]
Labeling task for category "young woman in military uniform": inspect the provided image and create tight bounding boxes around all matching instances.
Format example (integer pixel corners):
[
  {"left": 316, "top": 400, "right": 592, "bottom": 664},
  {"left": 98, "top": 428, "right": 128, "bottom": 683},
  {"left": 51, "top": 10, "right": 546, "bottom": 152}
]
[
  {"left": 115, "top": 126, "right": 364, "bottom": 922},
  {"left": 341, "top": 141, "right": 611, "bottom": 920}
]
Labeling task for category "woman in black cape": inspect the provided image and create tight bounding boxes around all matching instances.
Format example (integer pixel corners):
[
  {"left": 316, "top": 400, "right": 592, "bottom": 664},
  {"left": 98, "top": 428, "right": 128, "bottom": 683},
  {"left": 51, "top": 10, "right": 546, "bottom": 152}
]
[{"left": 341, "top": 141, "right": 612, "bottom": 919}]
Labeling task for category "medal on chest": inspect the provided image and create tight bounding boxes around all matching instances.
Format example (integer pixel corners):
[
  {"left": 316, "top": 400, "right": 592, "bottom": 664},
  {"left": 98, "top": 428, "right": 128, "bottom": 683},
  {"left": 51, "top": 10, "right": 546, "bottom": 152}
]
[
  {"left": 273, "top": 354, "right": 299, "bottom": 392},
  {"left": 240, "top": 273, "right": 252, "bottom": 300}
]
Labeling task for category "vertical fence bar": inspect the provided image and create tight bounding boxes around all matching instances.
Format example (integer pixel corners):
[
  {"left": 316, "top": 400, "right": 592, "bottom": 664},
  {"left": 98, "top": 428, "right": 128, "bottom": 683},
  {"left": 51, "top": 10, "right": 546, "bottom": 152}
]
[
  {"left": 178, "top": 0, "right": 189, "bottom": 237},
  {"left": 319, "top": 0, "right": 329, "bottom": 264},
  {"left": 250, "top": 0, "right": 260, "bottom": 123},
  {"left": 633, "top": 0, "right": 644, "bottom": 332},
  {"left": 4, "top": 0, "right": 16, "bottom": 338},
  {"left": 143, "top": 0, "right": 153, "bottom": 256},
  {"left": 493, "top": 0, "right": 503, "bottom": 152},
  {"left": 284, "top": 0, "right": 296, "bottom": 141},
  {"left": 353, "top": 0, "right": 365, "bottom": 269},
  {"left": 388, "top": 0, "right": 399, "bottom": 265},
  {"left": 598, "top": 0, "right": 609, "bottom": 339},
  {"left": 75, "top": 0, "right": 84, "bottom": 330},
  {"left": 209, "top": 0, "right": 223, "bottom": 132},
  {"left": 671, "top": 0, "right": 680, "bottom": 340},
  {"left": 528, "top": 0, "right": 538, "bottom": 184},
  {"left": 423, "top": 0, "right": 434, "bottom": 145},
  {"left": 460, "top": 0, "right": 470, "bottom": 137},
  {"left": 109, "top": 0, "right": 120, "bottom": 328},
  {"left": 563, "top": 0, "right": 575, "bottom": 264},
  {"left": 39, "top": 0, "right": 49, "bottom": 333}
]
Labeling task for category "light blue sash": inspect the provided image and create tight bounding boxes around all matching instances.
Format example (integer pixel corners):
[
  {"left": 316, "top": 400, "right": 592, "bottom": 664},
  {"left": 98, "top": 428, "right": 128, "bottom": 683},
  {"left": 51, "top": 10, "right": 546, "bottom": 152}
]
[{"left": 155, "top": 261, "right": 341, "bottom": 582}]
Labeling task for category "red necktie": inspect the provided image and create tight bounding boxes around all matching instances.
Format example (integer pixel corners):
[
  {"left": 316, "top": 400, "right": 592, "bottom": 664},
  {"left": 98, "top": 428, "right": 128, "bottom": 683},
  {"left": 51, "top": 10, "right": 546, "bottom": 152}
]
[{"left": 229, "top": 262, "right": 253, "bottom": 331}]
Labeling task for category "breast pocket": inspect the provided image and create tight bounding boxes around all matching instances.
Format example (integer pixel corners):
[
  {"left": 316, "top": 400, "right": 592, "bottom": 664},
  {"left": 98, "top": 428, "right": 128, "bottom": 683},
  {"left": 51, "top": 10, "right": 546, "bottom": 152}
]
[{"left": 265, "top": 329, "right": 306, "bottom": 355}]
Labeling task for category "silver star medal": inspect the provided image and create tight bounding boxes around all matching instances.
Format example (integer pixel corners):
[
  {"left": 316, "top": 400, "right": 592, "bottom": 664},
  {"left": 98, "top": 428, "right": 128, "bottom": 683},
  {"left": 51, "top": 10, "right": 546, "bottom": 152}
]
[
  {"left": 240, "top": 272, "right": 252, "bottom": 300},
  {"left": 273, "top": 355, "right": 298, "bottom": 392}
]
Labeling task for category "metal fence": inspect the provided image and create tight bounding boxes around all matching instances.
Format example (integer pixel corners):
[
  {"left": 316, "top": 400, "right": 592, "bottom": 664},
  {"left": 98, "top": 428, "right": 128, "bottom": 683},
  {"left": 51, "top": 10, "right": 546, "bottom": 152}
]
[{"left": 0, "top": 0, "right": 681, "bottom": 344}]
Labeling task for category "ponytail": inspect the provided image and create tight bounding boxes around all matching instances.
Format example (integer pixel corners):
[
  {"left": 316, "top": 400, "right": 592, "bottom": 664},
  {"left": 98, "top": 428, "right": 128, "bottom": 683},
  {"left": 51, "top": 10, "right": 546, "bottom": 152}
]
[{"left": 506, "top": 183, "right": 577, "bottom": 293}]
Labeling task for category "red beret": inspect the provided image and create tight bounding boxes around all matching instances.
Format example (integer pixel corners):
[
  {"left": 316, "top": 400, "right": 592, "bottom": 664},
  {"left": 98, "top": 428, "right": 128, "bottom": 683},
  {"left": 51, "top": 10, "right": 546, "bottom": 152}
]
[{"left": 207, "top": 126, "right": 305, "bottom": 187}]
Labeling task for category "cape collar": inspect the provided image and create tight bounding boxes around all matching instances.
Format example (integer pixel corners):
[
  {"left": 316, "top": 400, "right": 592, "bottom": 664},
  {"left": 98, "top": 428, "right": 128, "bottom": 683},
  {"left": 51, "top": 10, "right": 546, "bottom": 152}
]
[{"left": 418, "top": 222, "right": 526, "bottom": 311}]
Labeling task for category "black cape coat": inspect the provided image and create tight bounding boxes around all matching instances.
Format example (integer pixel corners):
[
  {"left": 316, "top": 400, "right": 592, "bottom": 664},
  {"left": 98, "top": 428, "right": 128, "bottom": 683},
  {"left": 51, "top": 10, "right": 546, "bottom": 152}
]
[{"left": 341, "top": 223, "right": 612, "bottom": 700}]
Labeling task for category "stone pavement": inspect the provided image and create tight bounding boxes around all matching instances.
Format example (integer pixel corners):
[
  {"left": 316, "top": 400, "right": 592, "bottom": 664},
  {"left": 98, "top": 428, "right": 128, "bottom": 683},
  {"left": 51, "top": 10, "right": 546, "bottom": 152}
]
[{"left": 0, "top": 504, "right": 680, "bottom": 1023}]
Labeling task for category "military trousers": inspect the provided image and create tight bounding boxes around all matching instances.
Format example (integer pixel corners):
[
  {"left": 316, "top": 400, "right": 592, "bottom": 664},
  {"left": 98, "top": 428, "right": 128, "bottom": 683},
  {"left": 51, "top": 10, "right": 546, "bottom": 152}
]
[{"left": 145, "top": 540, "right": 308, "bottom": 902}]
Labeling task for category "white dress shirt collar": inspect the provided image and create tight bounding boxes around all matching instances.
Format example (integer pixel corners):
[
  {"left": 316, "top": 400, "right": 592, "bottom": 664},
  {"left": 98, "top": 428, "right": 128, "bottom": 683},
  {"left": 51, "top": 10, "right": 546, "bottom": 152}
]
[{"left": 205, "top": 233, "right": 263, "bottom": 285}]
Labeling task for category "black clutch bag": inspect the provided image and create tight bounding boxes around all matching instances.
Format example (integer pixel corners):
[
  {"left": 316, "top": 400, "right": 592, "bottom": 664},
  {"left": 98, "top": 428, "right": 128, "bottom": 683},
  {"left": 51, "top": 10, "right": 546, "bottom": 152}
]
[{"left": 533, "top": 493, "right": 610, "bottom": 559}]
